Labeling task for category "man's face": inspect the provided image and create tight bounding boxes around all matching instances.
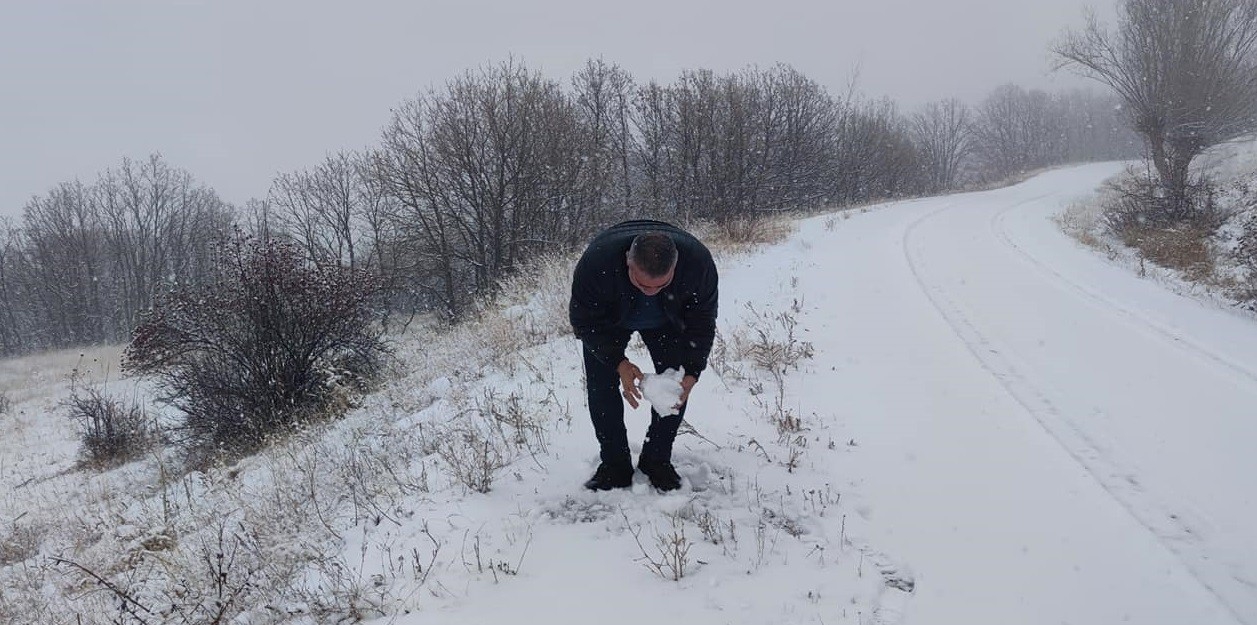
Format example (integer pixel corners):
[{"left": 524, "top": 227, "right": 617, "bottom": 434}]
[{"left": 626, "top": 256, "right": 675, "bottom": 296}]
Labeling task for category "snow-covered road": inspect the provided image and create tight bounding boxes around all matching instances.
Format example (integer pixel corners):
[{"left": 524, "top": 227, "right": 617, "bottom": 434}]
[{"left": 728, "top": 162, "right": 1256, "bottom": 624}]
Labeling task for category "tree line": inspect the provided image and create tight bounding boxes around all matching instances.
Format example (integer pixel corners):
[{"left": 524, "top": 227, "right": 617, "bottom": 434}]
[
  {"left": 0, "top": 60, "right": 1138, "bottom": 356},
  {"left": 0, "top": 156, "right": 233, "bottom": 354}
]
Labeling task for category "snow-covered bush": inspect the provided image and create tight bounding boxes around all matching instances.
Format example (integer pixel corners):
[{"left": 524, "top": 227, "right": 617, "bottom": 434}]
[
  {"left": 0, "top": 390, "right": 10, "bottom": 416},
  {"left": 63, "top": 381, "right": 153, "bottom": 468},
  {"left": 1098, "top": 170, "right": 1228, "bottom": 282},
  {"left": 1100, "top": 169, "right": 1227, "bottom": 234},
  {"left": 123, "top": 232, "right": 388, "bottom": 459},
  {"left": 1235, "top": 214, "right": 1257, "bottom": 307}
]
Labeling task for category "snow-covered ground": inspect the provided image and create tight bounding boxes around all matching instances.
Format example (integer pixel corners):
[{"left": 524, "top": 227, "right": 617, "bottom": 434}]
[{"left": 4, "top": 163, "right": 1257, "bottom": 624}]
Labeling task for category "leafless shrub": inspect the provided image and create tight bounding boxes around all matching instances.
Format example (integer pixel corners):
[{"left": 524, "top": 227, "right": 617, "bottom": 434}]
[
  {"left": 123, "top": 233, "right": 388, "bottom": 459},
  {"left": 782, "top": 441, "right": 805, "bottom": 473},
  {"left": 1102, "top": 170, "right": 1228, "bottom": 234},
  {"left": 0, "top": 558, "right": 51, "bottom": 623},
  {"left": 752, "top": 518, "right": 781, "bottom": 571},
  {"left": 334, "top": 425, "right": 428, "bottom": 526},
  {"left": 0, "top": 521, "right": 43, "bottom": 567},
  {"left": 693, "top": 509, "right": 723, "bottom": 544},
  {"left": 730, "top": 301, "right": 812, "bottom": 442},
  {"left": 704, "top": 329, "right": 745, "bottom": 382},
  {"left": 762, "top": 507, "right": 807, "bottom": 539},
  {"left": 752, "top": 372, "right": 805, "bottom": 443},
  {"left": 481, "top": 395, "right": 540, "bottom": 462},
  {"left": 297, "top": 532, "right": 396, "bottom": 622},
  {"left": 622, "top": 509, "right": 692, "bottom": 582},
  {"left": 736, "top": 302, "right": 814, "bottom": 374},
  {"left": 63, "top": 378, "right": 154, "bottom": 469},
  {"left": 173, "top": 524, "right": 263, "bottom": 623},
  {"left": 691, "top": 508, "right": 739, "bottom": 557},
  {"left": 0, "top": 390, "right": 11, "bottom": 416},
  {"left": 438, "top": 425, "right": 509, "bottom": 494},
  {"left": 461, "top": 529, "right": 531, "bottom": 585},
  {"left": 1101, "top": 172, "right": 1226, "bottom": 281}
]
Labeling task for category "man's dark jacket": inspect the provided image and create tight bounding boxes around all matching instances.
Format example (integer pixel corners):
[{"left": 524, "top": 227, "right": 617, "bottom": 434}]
[{"left": 569, "top": 220, "right": 719, "bottom": 378}]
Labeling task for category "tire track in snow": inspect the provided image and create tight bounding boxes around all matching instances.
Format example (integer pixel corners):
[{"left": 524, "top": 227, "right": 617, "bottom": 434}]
[
  {"left": 989, "top": 201, "right": 1257, "bottom": 392},
  {"left": 901, "top": 196, "right": 1249, "bottom": 625}
]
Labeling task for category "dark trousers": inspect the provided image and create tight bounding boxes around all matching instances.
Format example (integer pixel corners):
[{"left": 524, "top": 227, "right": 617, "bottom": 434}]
[{"left": 584, "top": 329, "right": 690, "bottom": 467}]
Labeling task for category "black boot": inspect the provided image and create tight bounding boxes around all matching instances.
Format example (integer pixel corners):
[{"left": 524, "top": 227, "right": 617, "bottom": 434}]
[
  {"left": 584, "top": 462, "right": 634, "bottom": 490},
  {"left": 637, "top": 457, "right": 682, "bottom": 491}
]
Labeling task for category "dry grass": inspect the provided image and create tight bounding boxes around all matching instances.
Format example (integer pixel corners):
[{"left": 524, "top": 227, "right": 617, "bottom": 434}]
[
  {"left": 1122, "top": 224, "right": 1219, "bottom": 282},
  {"left": 0, "top": 522, "right": 44, "bottom": 567},
  {"left": 0, "top": 344, "right": 123, "bottom": 403},
  {"left": 1056, "top": 199, "right": 1107, "bottom": 250},
  {"left": 1059, "top": 169, "right": 1231, "bottom": 287},
  {"left": 699, "top": 214, "right": 798, "bottom": 255}
]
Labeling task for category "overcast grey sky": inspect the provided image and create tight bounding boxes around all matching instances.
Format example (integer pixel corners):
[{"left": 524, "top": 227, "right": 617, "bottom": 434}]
[{"left": 0, "top": 0, "right": 1116, "bottom": 219}]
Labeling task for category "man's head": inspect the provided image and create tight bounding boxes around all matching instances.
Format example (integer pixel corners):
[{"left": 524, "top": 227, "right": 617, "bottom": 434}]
[{"left": 626, "top": 231, "right": 677, "bottom": 296}]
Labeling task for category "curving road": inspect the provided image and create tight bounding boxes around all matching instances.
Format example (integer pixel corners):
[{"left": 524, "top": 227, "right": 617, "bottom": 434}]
[{"left": 730, "top": 163, "right": 1257, "bottom": 624}]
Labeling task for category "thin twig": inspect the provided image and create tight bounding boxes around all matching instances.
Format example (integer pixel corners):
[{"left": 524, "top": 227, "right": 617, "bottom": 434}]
[{"left": 52, "top": 556, "right": 155, "bottom": 618}]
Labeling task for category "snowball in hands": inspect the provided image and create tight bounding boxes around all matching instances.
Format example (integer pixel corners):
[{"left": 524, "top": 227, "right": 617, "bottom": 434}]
[{"left": 640, "top": 367, "right": 685, "bottom": 416}]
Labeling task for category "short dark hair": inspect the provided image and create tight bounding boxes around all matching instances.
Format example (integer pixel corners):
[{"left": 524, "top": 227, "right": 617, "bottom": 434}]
[{"left": 628, "top": 232, "right": 677, "bottom": 277}]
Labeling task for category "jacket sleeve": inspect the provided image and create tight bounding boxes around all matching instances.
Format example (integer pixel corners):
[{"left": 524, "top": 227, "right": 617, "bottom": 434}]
[
  {"left": 679, "top": 260, "right": 718, "bottom": 378},
  {"left": 569, "top": 255, "right": 628, "bottom": 368}
]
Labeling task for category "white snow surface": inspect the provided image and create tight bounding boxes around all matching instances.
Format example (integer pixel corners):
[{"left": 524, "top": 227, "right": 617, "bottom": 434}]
[
  {"left": 372, "top": 162, "right": 1256, "bottom": 624},
  {"left": 5, "top": 162, "right": 1257, "bottom": 625},
  {"left": 640, "top": 366, "right": 685, "bottom": 417}
]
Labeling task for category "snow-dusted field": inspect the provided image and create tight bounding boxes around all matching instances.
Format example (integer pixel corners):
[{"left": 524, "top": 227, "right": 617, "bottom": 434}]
[{"left": 3, "top": 163, "right": 1256, "bottom": 624}]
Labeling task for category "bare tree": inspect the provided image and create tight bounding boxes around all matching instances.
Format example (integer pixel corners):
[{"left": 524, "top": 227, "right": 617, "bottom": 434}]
[
  {"left": 832, "top": 97, "right": 923, "bottom": 203},
  {"left": 0, "top": 156, "right": 231, "bottom": 355},
  {"left": 759, "top": 65, "right": 840, "bottom": 210},
  {"left": 375, "top": 95, "right": 465, "bottom": 319},
  {"left": 375, "top": 60, "right": 592, "bottom": 320},
  {"left": 628, "top": 65, "right": 840, "bottom": 221},
  {"left": 0, "top": 219, "right": 22, "bottom": 354},
  {"left": 97, "top": 155, "right": 233, "bottom": 334},
  {"left": 972, "top": 84, "right": 1043, "bottom": 180},
  {"left": 572, "top": 59, "right": 636, "bottom": 224},
  {"left": 1056, "top": 0, "right": 1257, "bottom": 217},
  {"left": 270, "top": 152, "right": 364, "bottom": 268},
  {"left": 912, "top": 98, "right": 972, "bottom": 193},
  {"left": 1054, "top": 89, "right": 1142, "bottom": 162},
  {"left": 631, "top": 80, "right": 677, "bottom": 216},
  {"left": 21, "top": 181, "right": 110, "bottom": 346}
]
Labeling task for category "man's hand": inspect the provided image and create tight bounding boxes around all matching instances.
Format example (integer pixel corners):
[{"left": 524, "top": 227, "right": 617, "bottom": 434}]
[
  {"left": 617, "top": 359, "right": 645, "bottom": 409},
  {"left": 676, "top": 374, "right": 698, "bottom": 409}
]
